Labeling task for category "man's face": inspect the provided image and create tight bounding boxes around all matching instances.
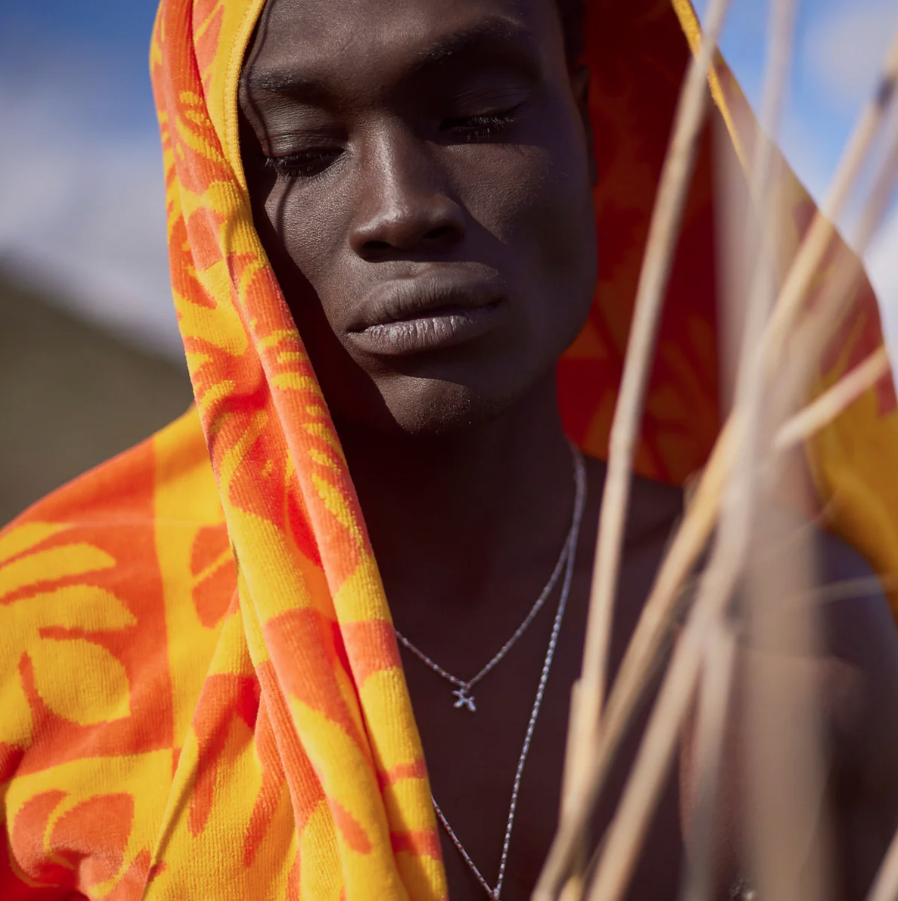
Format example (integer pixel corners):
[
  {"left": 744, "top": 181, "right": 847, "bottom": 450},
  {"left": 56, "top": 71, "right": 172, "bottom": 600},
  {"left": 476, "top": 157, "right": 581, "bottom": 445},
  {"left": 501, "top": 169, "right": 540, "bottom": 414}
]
[{"left": 239, "top": 0, "right": 597, "bottom": 436}]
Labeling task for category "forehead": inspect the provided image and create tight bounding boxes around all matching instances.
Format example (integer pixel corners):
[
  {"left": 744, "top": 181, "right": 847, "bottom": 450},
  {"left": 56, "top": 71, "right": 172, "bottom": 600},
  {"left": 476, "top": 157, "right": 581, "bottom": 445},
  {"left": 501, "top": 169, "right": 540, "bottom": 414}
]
[{"left": 244, "top": 0, "right": 566, "bottom": 86}]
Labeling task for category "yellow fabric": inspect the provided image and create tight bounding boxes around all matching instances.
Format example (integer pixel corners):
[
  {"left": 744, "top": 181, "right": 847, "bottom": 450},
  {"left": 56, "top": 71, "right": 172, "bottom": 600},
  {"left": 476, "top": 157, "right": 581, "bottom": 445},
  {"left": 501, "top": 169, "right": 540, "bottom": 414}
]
[{"left": 2, "top": 1, "right": 897, "bottom": 898}]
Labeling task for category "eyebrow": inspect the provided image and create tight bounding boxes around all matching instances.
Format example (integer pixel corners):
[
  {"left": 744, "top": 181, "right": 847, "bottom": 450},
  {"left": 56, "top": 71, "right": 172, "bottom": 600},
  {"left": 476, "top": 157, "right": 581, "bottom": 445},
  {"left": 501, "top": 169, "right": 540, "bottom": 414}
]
[
  {"left": 413, "top": 16, "right": 540, "bottom": 73},
  {"left": 243, "top": 69, "right": 328, "bottom": 100},
  {"left": 243, "top": 16, "right": 540, "bottom": 99}
]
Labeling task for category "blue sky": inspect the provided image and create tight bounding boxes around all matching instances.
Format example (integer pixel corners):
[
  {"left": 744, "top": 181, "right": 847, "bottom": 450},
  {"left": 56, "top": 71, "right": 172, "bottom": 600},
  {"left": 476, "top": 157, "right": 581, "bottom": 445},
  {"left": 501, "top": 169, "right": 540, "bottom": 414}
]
[
  {"left": 0, "top": 2, "right": 161, "bottom": 137},
  {"left": 1, "top": 0, "right": 896, "bottom": 359},
  {"left": 697, "top": 0, "right": 898, "bottom": 206},
  {"left": 0, "top": 0, "right": 175, "bottom": 352}
]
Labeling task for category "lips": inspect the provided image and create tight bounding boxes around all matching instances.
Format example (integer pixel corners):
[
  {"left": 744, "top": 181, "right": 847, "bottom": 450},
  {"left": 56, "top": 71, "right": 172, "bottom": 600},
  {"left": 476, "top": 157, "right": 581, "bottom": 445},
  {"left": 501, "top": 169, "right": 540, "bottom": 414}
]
[{"left": 346, "top": 275, "right": 507, "bottom": 357}]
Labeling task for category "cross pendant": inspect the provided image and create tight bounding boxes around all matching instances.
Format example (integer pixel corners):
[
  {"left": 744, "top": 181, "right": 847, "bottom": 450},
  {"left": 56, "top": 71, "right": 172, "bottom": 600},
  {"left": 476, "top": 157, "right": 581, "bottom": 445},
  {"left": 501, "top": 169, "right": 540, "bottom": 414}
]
[{"left": 452, "top": 687, "right": 476, "bottom": 712}]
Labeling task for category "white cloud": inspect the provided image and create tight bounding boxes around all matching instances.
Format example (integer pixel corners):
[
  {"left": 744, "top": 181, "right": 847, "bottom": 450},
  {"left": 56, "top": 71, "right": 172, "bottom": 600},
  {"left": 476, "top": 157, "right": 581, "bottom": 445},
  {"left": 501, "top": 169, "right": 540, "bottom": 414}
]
[
  {"left": 0, "top": 42, "right": 182, "bottom": 359},
  {"left": 803, "top": 1, "right": 898, "bottom": 112},
  {"left": 867, "top": 208, "right": 898, "bottom": 356}
]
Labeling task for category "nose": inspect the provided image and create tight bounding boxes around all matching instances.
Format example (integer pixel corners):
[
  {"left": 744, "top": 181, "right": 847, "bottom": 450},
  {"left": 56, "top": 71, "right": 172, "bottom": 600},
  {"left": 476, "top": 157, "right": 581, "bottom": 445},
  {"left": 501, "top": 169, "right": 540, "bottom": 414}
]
[{"left": 349, "top": 129, "right": 465, "bottom": 259}]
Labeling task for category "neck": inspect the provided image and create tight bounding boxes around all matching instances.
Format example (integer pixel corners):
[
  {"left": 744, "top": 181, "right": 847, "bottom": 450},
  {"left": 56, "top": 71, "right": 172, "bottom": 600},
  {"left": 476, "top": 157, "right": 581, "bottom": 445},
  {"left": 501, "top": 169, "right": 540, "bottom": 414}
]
[{"left": 335, "top": 375, "right": 576, "bottom": 616}]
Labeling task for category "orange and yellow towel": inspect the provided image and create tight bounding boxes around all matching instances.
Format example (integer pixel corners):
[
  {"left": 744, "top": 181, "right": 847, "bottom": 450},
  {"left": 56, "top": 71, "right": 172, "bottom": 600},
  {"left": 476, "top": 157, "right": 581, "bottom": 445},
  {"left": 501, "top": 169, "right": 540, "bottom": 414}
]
[{"left": 2, "top": 1, "right": 897, "bottom": 898}]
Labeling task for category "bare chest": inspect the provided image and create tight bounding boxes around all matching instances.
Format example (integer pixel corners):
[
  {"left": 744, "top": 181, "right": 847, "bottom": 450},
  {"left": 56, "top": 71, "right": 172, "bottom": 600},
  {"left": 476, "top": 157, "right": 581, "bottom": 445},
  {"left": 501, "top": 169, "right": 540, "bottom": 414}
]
[{"left": 400, "top": 538, "right": 686, "bottom": 901}]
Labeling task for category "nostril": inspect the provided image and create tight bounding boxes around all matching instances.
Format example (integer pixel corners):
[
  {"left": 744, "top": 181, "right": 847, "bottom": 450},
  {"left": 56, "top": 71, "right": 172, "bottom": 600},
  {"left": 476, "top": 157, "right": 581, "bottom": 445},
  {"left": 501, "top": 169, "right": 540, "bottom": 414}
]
[
  {"left": 363, "top": 239, "right": 392, "bottom": 252},
  {"left": 425, "top": 225, "right": 457, "bottom": 242}
]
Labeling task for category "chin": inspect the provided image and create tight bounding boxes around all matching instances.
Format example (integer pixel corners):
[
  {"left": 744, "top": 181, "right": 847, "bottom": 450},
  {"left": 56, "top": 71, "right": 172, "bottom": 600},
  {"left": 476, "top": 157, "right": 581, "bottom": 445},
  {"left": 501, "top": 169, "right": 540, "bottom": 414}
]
[
  {"left": 324, "top": 323, "right": 578, "bottom": 439},
  {"left": 371, "top": 376, "right": 508, "bottom": 438}
]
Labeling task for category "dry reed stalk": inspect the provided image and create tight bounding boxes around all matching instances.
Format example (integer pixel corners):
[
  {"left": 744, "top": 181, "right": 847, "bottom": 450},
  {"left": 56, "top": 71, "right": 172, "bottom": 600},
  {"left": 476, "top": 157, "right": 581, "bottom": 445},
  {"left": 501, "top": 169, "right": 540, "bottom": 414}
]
[
  {"left": 775, "top": 346, "right": 891, "bottom": 450},
  {"left": 803, "top": 574, "right": 896, "bottom": 606},
  {"left": 595, "top": 91, "right": 898, "bottom": 897},
  {"left": 868, "top": 825, "right": 898, "bottom": 901},
  {"left": 585, "top": 402, "right": 818, "bottom": 901},
  {"left": 738, "top": 229, "right": 833, "bottom": 901},
  {"left": 680, "top": 620, "right": 738, "bottom": 901},
  {"left": 762, "top": 28, "right": 898, "bottom": 361},
  {"left": 740, "top": 81, "right": 898, "bottom": 890},
  {"left": 539, "top": 14, "right": 898, "bottom": 901},
  {"left": 743, "top": 510, "right": 831, "bottom": 901},
  {"left": 604, "top": 5, "right": 896, "bottom": 817},
  {"left": 608, "top": 0, "right": 898, "bottom": 760},
  {"left": 590, "top": 35, "right": 898, "bottom": 805},
  {"left": 585, "top": 128, "right": 898, "bottom": 898},
  {"left": 597, "top": 415, "right": 734, "bottom": 749},
  {"left": 681, "top": 1, "right": 799, "bottom": 896},
  {"left": 723, "top": 3, "right": 828, "bottom": 895},
  {"left": 585, "top": 541, "right": 750, "bottom": 901},
  {"left": 586, "top": 168, "right": 785, "bottom": 901},
  {"left": 537, "top": 419, "right": 735, "bottom": 901},
  {"left": 555, "top": 0, "right": 732, "bottom": 851},
  {"left": 776, "top": 110, "right": 898, "bottom": 442}
]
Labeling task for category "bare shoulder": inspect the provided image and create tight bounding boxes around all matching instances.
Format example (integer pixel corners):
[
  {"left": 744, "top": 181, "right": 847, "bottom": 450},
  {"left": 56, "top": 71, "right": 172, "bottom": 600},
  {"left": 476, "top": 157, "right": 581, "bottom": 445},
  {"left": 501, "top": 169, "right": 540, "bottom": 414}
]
[
  {"left": 797, "top": 520, "right": 898, "bottom": 896},
  {"left": 815, "top": 528, "right": 898, "bottom": 765},
  {"left": 580, "top": 454, "right": 684, "bottom": 546},
  {"left": 816, "top": 530, "right": 898, "bottom": 655},
  {"left": 749, "top": 511, "right": 898, "bottom": 755},
  {"left": 687, "top": 509, "right": 898, "bottom": 896},
  {"left": 802, "top": 521, "right": 898, "bottom": 741}
]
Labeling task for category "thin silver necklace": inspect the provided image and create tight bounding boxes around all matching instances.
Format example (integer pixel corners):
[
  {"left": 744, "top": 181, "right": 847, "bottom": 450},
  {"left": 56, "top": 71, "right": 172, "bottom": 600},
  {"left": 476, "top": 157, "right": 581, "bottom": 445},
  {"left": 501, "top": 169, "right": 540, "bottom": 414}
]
[
  {"left": 402, "top": 447, "right": 587, "bottom": 900},
  {"left": 394, "top": 447, "right": 584, "bottom": 713}
]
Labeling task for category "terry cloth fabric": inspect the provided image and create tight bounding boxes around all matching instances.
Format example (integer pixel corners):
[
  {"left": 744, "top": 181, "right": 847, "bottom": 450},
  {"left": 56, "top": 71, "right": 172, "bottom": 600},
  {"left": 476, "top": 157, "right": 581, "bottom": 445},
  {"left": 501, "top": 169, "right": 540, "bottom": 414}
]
[{"left": 2, "top": 0, "right": 897, "bottom": 898}]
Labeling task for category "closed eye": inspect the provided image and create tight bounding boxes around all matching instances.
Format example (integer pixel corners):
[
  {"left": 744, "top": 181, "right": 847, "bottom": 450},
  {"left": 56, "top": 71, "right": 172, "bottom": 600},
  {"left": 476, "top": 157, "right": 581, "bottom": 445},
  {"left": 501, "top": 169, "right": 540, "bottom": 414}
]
[
  {"left": 264, "top": 148, "right": 342, "bottom": 179},
  {"left": 440, "top": 102, "right": 526, "bottom": 142}
]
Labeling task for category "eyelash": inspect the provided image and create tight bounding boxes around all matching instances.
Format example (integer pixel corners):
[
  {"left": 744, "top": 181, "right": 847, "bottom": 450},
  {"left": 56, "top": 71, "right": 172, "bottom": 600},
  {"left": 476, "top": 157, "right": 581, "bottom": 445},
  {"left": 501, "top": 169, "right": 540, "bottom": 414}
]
[
  {"left": 264, "top": 149, "right": 340, "bottom": 180},
  {"left": 263, "top": 103, "right": 525, "bottom": 180},
  {"left": 442, "top": 102, "right": 526, "bottom": 142}
]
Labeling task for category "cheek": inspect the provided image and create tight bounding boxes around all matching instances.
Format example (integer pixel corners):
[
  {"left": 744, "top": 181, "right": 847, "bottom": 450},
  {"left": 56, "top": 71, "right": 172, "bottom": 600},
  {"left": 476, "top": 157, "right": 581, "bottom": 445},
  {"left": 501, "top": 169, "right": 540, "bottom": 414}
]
[
  {"left": 256, "top": 186, "right": 361, "bottom": 388},
  {"left": 518, "top": 153, "right": 595, "bottom": 283},
  {"left": 263, "top": 183, "right": 349, "bottom": 303},
  {"left": 458, "top": 98, "right": 595, "bottom": 265},
  {"left": 458, "top": 135, "right": 597, "bottom": 333}
]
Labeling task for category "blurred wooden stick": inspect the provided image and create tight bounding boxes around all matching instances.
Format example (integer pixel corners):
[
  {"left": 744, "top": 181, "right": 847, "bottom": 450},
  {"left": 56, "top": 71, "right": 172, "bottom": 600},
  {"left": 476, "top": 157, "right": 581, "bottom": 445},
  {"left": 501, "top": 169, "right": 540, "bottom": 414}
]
[
  {"left": 555, "top": 0, "right": 732, "bottom": 847},
  {"left": 868, "top": 824, "right": 898, "bottom": 901},
  {"left": 680, "top": 621, "right": 738, "bottom": 901},
  {"left": 596, "top": 13, "right": 898, "bottom": 828},
  {"left": 538, "top": 18, "right": 898, "bottom": 901},
  {"left": 551, "top": 1, "right": 733, "bottom": 894},
  {"left": 600, "top": 22, "right": 898, "bottom": 792},
  {"left": 764, "top": 29, "right": 898, "bottom": 361},
  {"left": 743, "top": 518, "right": 832, "bottom": 901},
  {"left": 776, "top": 99, "right": 898, "bottom": 443},
  {"left": 682, "top": 0, "right": 799, "bottom": 896},
  {"left": 586, "top": 537, "right": 748, "bottom": 901},
  {"left": 742, "top": 73, "right": 898, "bottom": 889},
  {"left": 775, "top": 347, "right": 891, "bottom": 450},
  {"left": 586, "top": 128, "right": 898, "bottom": 899}
]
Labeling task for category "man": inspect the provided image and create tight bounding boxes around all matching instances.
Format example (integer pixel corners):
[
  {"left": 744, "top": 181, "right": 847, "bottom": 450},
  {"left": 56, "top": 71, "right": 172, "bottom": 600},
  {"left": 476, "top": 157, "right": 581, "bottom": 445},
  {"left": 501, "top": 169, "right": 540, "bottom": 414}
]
[{"left": 2, "top": 0, "right": 898, "bottom": 898}]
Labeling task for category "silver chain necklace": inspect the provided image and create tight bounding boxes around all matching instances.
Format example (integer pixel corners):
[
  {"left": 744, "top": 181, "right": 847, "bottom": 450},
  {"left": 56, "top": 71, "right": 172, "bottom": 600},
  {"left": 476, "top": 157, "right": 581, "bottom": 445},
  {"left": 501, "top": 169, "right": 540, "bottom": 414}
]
[
  {"left": 397, "top": 446, "right": 587, "bottom": 900},
  {"left": 394, "top": 447, "right": 585, "bottom": 713}
]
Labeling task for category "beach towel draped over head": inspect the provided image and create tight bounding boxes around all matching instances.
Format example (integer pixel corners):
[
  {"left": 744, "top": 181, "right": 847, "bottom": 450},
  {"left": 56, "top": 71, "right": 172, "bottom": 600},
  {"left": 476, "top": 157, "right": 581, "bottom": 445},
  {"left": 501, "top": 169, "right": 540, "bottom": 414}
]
[{"left": 2, "top": 0, "right": 897, "bottom": 897}]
